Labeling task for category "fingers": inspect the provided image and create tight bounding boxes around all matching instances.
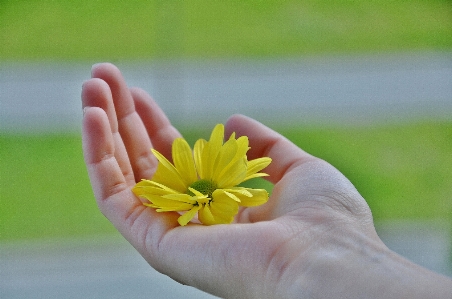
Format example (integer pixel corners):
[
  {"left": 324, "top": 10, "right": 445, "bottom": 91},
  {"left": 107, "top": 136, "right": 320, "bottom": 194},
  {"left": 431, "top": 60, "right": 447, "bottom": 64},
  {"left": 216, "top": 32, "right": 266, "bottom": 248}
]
[
  {"left": 131, "top": 87, "right": 182, "bottom": 160},
  {"left": 225, "top": 114, "right": 315, "bottom": 184},
  {"left": 89, "top": 63, "right": 157, "bottom": 181},
  {"left": 82, "top": 79, "right": 135, "bottom": 185},
  {"left": 81, "top": 78, "right": 119, "bottom": 132},
  {"left": 82, "top": 106, "right": 180, "bottom": 259},
  {"left": 82, "top": 106, "right": 130, "bottom": 203},
  {"left": 91, "top": 63, "right": 135, "bottom": 119}
]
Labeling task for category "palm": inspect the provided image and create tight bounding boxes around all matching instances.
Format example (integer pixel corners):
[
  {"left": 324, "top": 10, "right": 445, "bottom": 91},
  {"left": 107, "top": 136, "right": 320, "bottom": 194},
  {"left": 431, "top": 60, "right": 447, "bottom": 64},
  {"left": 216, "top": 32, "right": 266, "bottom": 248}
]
[{"left": 82, "top": 63, "right": 377, "bottom": 298}]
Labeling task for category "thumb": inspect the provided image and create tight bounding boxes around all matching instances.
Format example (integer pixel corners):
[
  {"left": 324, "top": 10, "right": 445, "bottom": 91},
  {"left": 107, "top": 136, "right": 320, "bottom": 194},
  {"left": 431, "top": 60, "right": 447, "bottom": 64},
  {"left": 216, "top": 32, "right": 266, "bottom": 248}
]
[
  {"left": 225, "top": 114, "right": 315, "bottom": 184},
  {"left": 225, "top": 115, "right": 318, "bottom": 222}
]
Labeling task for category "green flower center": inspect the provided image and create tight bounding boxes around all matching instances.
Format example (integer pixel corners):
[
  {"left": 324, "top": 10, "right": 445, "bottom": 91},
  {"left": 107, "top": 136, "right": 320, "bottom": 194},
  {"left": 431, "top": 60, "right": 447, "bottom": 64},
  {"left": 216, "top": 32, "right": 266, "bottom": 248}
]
[{"left": 188, "top": 179, "right": 217, "bottom": 198}]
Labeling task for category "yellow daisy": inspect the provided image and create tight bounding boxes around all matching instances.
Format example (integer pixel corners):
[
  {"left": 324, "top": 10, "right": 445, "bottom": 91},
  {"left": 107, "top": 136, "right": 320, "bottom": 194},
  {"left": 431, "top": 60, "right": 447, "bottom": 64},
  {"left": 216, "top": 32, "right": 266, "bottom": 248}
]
[{"left": 132, "top": 124, "right": 272, "bottom": 226}]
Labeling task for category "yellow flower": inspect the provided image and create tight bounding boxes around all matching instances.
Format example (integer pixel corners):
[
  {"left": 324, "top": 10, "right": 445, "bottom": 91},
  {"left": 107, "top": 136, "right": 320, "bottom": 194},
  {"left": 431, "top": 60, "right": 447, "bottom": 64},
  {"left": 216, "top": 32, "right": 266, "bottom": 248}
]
[{"left": 132, "top": 124, "right": 272, "bottom": 226}]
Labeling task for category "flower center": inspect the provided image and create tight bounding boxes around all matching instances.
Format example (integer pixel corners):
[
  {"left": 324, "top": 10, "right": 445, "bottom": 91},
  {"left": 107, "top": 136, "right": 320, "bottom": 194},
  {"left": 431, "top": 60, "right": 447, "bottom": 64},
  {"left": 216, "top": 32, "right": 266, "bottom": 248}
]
[{"left": 188, "top": 179, "right": 217, "bottom": 198}]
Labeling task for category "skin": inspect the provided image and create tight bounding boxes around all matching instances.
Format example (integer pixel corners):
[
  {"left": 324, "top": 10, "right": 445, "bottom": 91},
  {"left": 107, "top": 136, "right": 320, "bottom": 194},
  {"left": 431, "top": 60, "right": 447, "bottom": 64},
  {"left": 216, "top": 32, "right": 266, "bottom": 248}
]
[{"left": 82, "top": 63, "right": 452, "bottom": 299}]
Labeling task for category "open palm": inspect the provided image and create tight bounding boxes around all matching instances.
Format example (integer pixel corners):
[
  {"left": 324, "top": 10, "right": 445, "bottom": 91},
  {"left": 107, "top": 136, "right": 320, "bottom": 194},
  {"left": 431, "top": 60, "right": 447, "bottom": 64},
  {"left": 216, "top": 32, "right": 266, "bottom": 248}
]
[{"left": 82, "top": 63, "right": 387, "bottom": 298}]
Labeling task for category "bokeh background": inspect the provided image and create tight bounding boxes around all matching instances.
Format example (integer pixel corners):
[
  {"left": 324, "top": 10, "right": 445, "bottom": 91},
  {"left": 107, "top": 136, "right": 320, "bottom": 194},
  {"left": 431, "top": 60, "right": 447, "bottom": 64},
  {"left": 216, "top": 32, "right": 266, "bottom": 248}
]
[{"left": 1, "top": 1, "right": 452, "bottom": 298}]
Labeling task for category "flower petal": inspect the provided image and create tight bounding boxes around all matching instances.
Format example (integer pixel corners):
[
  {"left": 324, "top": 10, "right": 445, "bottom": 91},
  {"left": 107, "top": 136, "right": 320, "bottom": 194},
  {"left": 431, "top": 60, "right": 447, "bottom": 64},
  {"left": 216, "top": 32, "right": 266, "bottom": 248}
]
[
  {"left": 172, "top": 138, "right": 198, "bottom": 185},
  {"left": 235, "top": 188, "right": 269, "bottom": 207},
  {"left": 143, "top": 195, "right": 194, "bottom": 211},
  {"left": 162, "top": 193, "right": 197, "bottom": 204},
  {"left": 201, "top": 124, "right": 224, "bottom": 180},
  {"left": 211, "top": 136, "right": 238, "bottom": 181},
  {"left": 194, "top": 138, "right": 207, "bottom": 178},
  {"left": 236, "top": 135, "right": 250, "bottom": 152},
  {"left": 187, "top": 187, "right": 206, "bottom": 198},
  {"left": 197, "top": 204, "right": 215, "bottom": 225},
  {"left": 198, "top": 191, "right": 239, "bottom": 225},
  {"left": 216, "top": 157, "right": 248, "bottom": 187},
  {"left": 209, "top": 124, "right": 225, "bottom": 148},
  {"left": 222, "top": 187, "right": 253, "bottom": 197},
  {"left": 132, "top": 180, "right": 181, "bottom": 197},
  {"left": 243, "top": 172, "right": 270, "bottom": 182},
  {"left": 178, "top": 205, "right": 202, "bottom": 226},
  {"left": 215, "top": 136, "right": 249, "bottom": 187},
  {"left": 244, "top": 157, "right": 272, "bottom": 182},
  {"left": 151, "top": 149, "right": 188, "bottom": 192},
  {"left": 215, "top": 189, "right": 242, "bottom": 202}
]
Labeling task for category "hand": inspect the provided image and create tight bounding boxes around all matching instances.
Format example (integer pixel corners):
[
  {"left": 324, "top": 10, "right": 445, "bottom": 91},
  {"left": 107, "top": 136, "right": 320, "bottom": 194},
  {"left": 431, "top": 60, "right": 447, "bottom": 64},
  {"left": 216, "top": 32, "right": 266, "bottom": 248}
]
[{"left": 82, "top": 63, "right": 452, "bottom": 299}]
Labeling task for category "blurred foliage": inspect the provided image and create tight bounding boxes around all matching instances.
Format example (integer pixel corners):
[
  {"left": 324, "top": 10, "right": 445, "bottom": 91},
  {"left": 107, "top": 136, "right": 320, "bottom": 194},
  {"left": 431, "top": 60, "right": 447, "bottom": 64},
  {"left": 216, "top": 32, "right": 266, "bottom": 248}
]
[
  {"left": 0, "top": 0, "right": 451, "bottom": 61},
  {"left": 1, "top": 123, "right": 451, "bottom": 241}
]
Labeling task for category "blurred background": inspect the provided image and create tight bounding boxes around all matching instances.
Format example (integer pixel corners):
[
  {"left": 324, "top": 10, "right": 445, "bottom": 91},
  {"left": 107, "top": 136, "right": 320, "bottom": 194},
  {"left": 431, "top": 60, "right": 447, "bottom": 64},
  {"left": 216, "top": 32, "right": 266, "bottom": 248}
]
[{"left": 1, "top": 1, "right": 451, "bottom": 298}]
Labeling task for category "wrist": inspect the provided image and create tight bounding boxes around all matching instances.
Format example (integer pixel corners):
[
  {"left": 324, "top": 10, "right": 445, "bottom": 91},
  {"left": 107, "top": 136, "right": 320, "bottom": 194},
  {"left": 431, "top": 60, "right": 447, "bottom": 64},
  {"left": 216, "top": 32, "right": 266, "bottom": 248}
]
[{"left": 288, "top": 230, "right": 452, "bottom": 299}]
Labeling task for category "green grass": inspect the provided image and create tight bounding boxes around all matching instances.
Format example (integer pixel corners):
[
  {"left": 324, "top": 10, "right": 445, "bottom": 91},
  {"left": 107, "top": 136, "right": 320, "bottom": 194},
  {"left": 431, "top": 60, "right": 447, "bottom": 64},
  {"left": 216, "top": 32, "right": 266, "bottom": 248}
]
[
  {"left": 277, "top": 122, "right": 452, "bottom": 221},
  {"left": 0, "top": 134, "right": 114, "bottom": 240},
  {"left": 0, "top": 0, "right": 451, "bottom": 62},
  {"left": 1, "top": 122, "right": 451, "bottom": 241}
]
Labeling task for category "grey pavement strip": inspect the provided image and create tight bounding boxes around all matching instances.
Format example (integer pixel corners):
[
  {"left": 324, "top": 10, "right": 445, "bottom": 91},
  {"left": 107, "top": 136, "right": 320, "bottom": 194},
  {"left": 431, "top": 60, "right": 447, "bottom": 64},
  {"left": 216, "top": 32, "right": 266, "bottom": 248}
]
[
  {"left": 1, "top": 221, "right": 450, "bottom": 299},
  {"left": 0, "top": 234, "right": 219, "bottom": 299},
  {"left": 1, "top": 52, "right": 451, "bottom": 132},
  {"left": 375, "top": 220, "right": 452, "bottom": 277}
]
